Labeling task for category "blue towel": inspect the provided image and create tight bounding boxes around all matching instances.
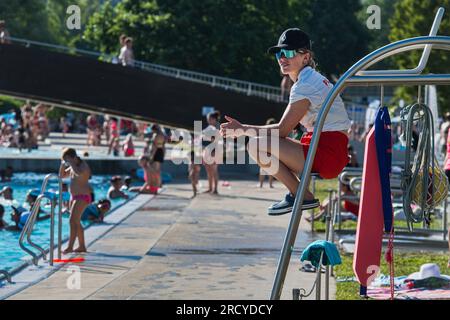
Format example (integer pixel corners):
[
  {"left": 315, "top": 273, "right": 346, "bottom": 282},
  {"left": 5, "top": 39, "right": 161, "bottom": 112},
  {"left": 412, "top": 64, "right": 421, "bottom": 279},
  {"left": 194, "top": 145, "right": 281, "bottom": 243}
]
[{"left": 300, "top": 240, "right": 342, "bottom": 267}]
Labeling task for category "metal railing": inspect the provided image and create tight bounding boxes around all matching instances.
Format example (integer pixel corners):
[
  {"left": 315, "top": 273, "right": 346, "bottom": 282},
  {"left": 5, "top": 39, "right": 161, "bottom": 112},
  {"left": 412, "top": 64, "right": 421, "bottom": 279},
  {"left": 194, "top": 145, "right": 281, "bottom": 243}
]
[
  {"left": 18, "top": 174, "right": 63, "bottom": 267},
  {"left": 0, "top": 270, "right": 12, "bottom": 283},
  {"left": 270, "top": 7, "right": 450, "bottom": 300},
  {"left": 336, "top": 169, "right": 449, "bottom": 238},
  {"left": 6, "top": 36, "right": 287, "bottom": 104}
]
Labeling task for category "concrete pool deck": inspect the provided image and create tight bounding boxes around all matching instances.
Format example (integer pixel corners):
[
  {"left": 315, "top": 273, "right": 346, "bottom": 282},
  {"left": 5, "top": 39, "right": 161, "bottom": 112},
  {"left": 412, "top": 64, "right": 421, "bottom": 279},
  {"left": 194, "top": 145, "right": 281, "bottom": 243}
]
[{"left": 5, "top": 180, "right": 335, "bottom": 300}]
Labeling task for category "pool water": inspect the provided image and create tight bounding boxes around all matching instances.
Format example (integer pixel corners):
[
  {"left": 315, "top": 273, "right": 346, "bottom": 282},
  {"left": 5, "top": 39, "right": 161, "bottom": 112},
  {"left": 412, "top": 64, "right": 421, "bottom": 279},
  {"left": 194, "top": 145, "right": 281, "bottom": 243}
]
[{"left": 0, "top": 173, "right": 131, "bottom": 272}]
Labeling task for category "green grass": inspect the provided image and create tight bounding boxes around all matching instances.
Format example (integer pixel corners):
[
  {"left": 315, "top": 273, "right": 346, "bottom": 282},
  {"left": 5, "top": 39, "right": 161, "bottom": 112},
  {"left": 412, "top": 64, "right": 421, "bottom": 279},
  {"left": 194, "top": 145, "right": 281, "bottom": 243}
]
[
  {"left": 310, "top": 179, "right": 449, "bottom": 300},
  {"left": 335, "top": 251, "right": 449, "bottom": 300}
]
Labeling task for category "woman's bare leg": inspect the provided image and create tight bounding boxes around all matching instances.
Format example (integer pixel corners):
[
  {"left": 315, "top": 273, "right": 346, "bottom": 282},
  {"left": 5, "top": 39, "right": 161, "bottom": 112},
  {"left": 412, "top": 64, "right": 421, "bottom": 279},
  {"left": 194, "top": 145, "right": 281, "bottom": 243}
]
[
  {"left": 63, "top": 201, "right": 77, "bottom": 254},
  {"left": 269, "top": 175, "right": 274, "bottom": 188},
  {"left": 203, "top": 164, "right": 213, "bottom": 192},
  {"left": 259, "top": 174, "right": 265, "bottom": 188},
  {"left": 152, "top": 162, "right": 162, "bottom": 187},
  {"left": 247, "top": 136, "right": 314, "bottom": 200},
  {"left": 64, "top": 200, "right": 88, "bottom": 254},
  {"left": 73, "top": 200, "right": 89, "bottom": 252},
  {"left": 212, "top": 164, "right": 219, "bottom": 194}
]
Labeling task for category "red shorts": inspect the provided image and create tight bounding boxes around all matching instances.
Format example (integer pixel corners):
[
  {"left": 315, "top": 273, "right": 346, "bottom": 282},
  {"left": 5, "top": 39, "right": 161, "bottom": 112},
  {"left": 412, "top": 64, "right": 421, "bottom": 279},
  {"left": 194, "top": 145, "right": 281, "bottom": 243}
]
[
  {"left": 300, "top": 131, "right": 349, "bottom": 179},
  {"left": 343, "top": 200, "right": 359, "bottom": 216}
]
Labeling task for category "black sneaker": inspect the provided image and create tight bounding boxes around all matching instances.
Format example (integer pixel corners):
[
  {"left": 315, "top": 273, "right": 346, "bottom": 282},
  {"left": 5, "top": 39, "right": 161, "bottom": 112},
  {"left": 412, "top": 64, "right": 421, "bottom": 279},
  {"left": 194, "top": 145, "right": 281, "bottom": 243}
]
[{"left": 268, "top": 194, "right": 319, "bottom": 216}]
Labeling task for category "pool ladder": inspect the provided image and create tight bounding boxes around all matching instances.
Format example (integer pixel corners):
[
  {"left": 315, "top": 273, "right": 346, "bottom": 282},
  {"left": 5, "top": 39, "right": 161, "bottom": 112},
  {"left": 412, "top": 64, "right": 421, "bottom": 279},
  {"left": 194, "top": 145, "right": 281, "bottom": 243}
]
[
  {"left": 0, "top": 270, "right": 12, "bottom": 283},
  {"left": 18, "top": 173, "right": 63, "bottom": 267}
]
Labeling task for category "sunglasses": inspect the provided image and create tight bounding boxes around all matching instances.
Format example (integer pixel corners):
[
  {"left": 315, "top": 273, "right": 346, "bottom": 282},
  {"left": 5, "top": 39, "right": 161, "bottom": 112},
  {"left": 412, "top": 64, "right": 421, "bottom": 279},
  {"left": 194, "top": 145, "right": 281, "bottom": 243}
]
[
  {"left": 275, "top": 49, "right": 297, "bottom": 60},
  {"left": 275, "top": 49, "right": 306, "bottom": 60}
]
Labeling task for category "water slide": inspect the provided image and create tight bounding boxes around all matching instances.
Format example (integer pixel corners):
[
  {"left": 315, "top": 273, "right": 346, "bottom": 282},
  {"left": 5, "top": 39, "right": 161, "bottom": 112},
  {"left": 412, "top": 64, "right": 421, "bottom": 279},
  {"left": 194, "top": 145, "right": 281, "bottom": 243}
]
[{"left": 0, "top": 43, "right": 284, "bottom": 130}]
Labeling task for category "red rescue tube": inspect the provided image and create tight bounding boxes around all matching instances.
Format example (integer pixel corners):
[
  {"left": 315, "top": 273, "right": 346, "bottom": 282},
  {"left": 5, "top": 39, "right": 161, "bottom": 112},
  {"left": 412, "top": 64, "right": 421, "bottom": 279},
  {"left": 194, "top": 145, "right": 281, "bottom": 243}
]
[{"left": 353, "top": 128, "right": 384, "bottom": 292}]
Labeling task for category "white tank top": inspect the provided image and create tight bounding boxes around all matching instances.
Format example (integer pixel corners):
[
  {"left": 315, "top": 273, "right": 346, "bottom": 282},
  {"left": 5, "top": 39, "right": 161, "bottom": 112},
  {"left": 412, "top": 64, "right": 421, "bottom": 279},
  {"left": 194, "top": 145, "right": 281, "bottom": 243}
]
[{"left": 289, "top": 67, "right": 351, "bottom": 133}]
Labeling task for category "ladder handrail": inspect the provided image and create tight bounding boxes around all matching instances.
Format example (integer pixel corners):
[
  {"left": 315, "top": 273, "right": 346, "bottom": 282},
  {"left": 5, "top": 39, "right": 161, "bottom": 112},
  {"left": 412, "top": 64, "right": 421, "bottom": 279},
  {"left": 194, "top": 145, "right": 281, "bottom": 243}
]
[
  {"left": 18, "top": 174, "right": 63, "bottom": 266},
  {"left": 270, "top": 34, "right": 450, "bottom": 300},
  {"left": 358, "top": 7, "right": 445, "bottom": 75},
  {"left": 0, "top": 270, "right": 12, "bottom": 283},
  {"left": 39, "top": 173, "right": 64, "bottom": 264},
  {"left": 19, "top": 194, "right": 51, "bottom": 265}
]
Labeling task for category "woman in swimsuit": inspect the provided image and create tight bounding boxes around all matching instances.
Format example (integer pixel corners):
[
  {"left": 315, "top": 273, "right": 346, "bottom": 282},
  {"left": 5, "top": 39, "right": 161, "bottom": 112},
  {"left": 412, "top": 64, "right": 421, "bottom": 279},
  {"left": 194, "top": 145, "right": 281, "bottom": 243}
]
[
  {"left": 123, "top": 134, "right": 135, "bottom": 157},
  {"left": 107, "top": 118, "right": 120, "bottom": 155},
  {"left": 149, "top": 125, "right": 166, "bottom": 188},
  {"left": 59, "top": 148, "right": 92, "bottom": 253}
]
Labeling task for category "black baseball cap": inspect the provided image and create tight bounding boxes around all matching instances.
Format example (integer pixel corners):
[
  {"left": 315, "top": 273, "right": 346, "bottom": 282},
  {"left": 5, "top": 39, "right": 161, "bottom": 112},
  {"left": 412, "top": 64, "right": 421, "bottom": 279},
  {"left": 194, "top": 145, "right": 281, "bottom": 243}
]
[{"left": 267, "top": 28, "right": 312, "bottom": 54}]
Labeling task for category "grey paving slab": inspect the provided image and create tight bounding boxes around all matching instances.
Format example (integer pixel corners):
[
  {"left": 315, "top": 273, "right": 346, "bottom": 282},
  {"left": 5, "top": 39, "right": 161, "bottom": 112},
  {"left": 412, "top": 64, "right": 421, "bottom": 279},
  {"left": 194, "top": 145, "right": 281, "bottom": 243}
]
[{"left": 8, "top": 181, "right": 336, "bottom": 300}]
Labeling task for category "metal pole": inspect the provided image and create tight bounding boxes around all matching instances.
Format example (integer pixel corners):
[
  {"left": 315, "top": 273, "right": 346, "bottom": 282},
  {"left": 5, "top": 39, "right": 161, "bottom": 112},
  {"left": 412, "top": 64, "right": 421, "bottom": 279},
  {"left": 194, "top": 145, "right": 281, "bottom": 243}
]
[
  {"left": 58, "top": 177, "right": 63, "bottom": 260},
  {"left": 311, "top": 176, "right": 316, "bottom": 232},
  {"left": 444, "top": 195, "right": 448, "bottom": 241},
  {"left": 315, "top": 252, "right": 324, "bottom": 300},
  {"left": 337, "top": 179, "right": 342, "bottom": 231},
  {"left": 330, "top": 196, "right": 337, "bottom": 277},
  {"left": 325, "top": 190, "right": 333, "bottom": 300},
  {"left": 49, "top": 199, "right": 56, "bottom": 266},
  {"left": 292, "top": 288, "right": 300, "bottom": 300}
]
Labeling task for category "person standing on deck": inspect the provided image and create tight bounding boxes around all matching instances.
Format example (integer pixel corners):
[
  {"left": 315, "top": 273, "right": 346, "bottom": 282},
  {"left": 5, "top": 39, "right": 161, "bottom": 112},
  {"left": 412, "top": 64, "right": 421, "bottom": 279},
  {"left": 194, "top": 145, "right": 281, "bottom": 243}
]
[{"left": 59, "top": 148, "right": 91, "bottom": 254}]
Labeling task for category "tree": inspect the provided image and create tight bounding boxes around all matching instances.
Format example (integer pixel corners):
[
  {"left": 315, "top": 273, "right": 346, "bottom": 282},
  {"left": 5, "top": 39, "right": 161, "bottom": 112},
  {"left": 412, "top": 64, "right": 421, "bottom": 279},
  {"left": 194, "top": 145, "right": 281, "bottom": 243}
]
[
  {"left": 84, "top": 0, "right": 311, "bottom": 85},
  {"left": 83, "top": 0, "right": 370, "bottom": 84},
  {"left": 389, "top": 0, "right": 450, "bottom": 112},
  {"left": 303, "top": 0, "right": 370, "bottom": 79},
  {"left": 0, "top": 0, "right": 102, "bottom": 46},
  {"left": 46, "top": 0, "right": 103, "bottom": 47},
  {"left": 359, "top": 0, "right": 398, "bottom": 51},
  {"left": 0, "top": 0, "right": 54, "bottom": 42}
]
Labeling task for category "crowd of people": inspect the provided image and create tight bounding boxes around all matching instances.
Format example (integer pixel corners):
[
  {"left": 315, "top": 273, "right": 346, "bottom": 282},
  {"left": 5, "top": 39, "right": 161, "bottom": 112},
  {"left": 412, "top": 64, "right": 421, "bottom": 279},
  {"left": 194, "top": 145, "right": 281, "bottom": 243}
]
[
  {"left": 1, "top": 25, "right": 449, "bottom": 266},
  {"left": 0, "top": 152, "right": 135, "bottom": 242},
  {"left": 0, "top": 102, "right": 50, "bottom": 151}
]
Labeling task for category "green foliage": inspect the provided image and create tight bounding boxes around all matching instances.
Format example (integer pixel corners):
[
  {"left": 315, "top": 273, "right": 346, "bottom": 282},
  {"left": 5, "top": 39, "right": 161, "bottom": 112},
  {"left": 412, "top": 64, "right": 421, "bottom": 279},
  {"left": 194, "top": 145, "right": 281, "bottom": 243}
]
[
  {"left": 0, "top": 0, "right": 54, "bottom": 42},
  {"left": 0, "top": 96, "right": 23, "bottom": 113},
  {"left": 304, "top": 0, "right": 370, "bottom": 79},
  {"left": 0, "top": 1, "right": 102, "bottom": 47},
  {"left": 46, "top": 106, "right": 69, "bottom": 121},
  {"left": 389, "top": 0, "right": 450, "bottom": 112},
  {"left": 46, "top": 0, "right": 102, "bottom": 47},
  {"left": 83, "top": 0, "right": 370, "bottom": 84},
  {"left": 359, "top": 0, "right": 398, "bottom": 50}
]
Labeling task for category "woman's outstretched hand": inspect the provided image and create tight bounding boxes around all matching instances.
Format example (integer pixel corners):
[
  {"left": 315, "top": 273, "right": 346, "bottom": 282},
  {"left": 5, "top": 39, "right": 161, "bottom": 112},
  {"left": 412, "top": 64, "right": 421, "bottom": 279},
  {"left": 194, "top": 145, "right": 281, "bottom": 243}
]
[{"left": 220, "top": 116, "right": 245, "bottom": 138}]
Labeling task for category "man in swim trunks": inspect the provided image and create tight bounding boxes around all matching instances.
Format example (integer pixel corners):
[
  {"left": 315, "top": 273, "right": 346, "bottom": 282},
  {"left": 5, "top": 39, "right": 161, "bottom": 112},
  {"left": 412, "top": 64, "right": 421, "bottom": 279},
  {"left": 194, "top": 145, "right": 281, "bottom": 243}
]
[
  {"left": 59, "top": 148, "right": 91, "bottom": 254},
  {"left": 149, "top": 125, "right": 166, "bottom": 188}
]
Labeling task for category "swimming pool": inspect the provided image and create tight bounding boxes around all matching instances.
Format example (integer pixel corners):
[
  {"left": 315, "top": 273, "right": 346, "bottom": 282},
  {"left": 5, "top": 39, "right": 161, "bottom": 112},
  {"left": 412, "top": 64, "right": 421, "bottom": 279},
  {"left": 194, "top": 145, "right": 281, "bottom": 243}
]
[{"left": 0, "top": 173, "right": 130, "bottom": 272}]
